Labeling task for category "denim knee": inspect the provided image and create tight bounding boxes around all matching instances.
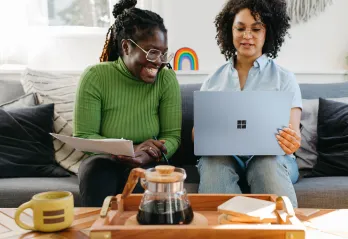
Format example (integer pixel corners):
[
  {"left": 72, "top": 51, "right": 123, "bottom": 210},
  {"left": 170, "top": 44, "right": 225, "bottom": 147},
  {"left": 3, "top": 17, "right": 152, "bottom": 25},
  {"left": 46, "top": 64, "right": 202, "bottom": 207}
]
[
  {"left": 246, "top": 155, "right": 298, "bottom": 207},
  {"left": 246, "top": 155, "right": 299, "bottom": 184},
  {"left": 197, "top": 156, "right": 242, "bottom": 194}
]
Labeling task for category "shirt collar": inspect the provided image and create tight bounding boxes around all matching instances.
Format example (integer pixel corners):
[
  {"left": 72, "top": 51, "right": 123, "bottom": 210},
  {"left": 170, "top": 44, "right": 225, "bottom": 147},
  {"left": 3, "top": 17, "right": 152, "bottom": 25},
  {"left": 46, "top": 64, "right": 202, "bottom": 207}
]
[
  {"left": 230, "top": 54, "right": 268, "bottom": 72},
  {"left": 253, "top": 54, "right": 268, "bottom": 71}
]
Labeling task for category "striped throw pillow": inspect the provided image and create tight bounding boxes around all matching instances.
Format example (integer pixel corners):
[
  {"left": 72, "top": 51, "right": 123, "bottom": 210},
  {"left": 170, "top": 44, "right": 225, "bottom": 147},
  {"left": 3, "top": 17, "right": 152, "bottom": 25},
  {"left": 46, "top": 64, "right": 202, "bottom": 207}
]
[
  {"left": 20, "top": 68, "right": 79, "bottom": 124},
  {"left": 20, "top": 69, "right": 88, "bottom": 174}
]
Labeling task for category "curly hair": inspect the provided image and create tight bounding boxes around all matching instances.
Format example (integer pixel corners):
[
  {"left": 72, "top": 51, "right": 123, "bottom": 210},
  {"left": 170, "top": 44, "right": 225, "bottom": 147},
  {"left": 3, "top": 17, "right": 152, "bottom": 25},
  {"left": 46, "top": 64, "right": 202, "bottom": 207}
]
[
  {"left": 215, "top": 0, "right": 290, "bottom": 60},
  {"left": 100, "top": 0, "right": 167, "bottom": 62}
]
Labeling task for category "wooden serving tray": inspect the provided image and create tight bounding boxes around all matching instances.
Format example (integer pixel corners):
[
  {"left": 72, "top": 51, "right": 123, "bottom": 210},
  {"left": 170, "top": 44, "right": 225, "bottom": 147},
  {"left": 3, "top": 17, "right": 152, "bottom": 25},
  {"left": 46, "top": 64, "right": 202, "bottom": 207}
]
[{"left": 90, "top": 194, "right": 305, "bottom": 239}]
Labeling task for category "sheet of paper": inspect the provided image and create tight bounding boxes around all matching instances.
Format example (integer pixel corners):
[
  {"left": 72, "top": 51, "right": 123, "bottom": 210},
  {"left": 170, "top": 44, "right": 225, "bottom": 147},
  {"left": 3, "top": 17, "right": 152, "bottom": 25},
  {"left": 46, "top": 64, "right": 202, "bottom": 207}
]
[{"left": 50, "top": 133, "right": 134, "bottom": 157}]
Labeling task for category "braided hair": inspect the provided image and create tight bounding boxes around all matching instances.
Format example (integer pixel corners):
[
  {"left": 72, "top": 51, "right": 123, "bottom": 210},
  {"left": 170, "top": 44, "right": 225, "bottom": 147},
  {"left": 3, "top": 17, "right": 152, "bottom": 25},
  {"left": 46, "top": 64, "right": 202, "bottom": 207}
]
[{"left": 100, "top": 0, "right": 167, "bottom": 62}]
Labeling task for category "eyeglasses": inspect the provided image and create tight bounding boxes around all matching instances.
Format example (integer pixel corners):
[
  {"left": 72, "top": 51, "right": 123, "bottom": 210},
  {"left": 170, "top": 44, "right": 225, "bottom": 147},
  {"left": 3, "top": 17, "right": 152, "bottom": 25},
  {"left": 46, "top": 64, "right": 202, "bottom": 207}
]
[
  {"left": 232, "top": 25, "right": 265, "bottom": 39},
  {"left": 127, "top": 39, "right": 174, "bottom": 64}
]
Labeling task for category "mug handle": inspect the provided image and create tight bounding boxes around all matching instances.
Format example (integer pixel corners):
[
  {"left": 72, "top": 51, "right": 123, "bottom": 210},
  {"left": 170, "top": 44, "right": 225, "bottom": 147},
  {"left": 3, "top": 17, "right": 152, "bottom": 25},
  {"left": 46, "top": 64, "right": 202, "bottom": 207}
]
[{"left": 15, "top": 201, "right": 35, "bottom": 230}]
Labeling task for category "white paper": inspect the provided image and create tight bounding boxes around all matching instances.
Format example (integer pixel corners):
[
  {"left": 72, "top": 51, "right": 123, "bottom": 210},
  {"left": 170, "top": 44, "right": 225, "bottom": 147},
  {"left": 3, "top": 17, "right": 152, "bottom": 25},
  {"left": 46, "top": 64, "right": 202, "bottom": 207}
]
[{"left": 50, "top": 133, "right": 134, "bottom": 157}]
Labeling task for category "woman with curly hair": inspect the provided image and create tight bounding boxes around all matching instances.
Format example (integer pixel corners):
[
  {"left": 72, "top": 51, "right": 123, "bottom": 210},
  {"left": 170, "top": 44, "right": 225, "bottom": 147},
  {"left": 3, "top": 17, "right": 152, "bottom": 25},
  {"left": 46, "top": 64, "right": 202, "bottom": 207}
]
[
  {"left": 194, "top": 0, "right": 302, "bottom": 207},
  {"left": 74, "top": 0, "right": 181, "bottom": 206}
]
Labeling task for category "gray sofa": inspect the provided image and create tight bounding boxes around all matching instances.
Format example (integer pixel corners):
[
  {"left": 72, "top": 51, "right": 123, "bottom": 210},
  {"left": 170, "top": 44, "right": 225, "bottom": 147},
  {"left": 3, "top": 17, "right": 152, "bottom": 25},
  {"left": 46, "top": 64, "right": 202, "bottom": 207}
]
[{"left": 1, "top": 78, "right": 348, "bottom": 209}]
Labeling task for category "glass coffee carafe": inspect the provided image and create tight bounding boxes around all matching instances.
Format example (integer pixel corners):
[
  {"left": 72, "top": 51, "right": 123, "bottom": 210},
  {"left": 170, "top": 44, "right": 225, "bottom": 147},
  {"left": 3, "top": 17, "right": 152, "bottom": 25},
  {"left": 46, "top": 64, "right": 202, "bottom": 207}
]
[{"left": 121, "top": 165, "right": 194, "bottom": 225}]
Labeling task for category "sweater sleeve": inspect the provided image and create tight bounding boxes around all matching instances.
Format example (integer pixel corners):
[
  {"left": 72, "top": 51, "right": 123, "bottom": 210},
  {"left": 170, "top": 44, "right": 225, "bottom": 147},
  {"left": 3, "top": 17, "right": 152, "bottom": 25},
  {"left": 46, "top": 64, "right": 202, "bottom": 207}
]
[
  {"left": 73, "top": 66, "right": 106, "bottom": 140},
  {"left": 158, "top": 69, "right": 182, "bottom": 159}
]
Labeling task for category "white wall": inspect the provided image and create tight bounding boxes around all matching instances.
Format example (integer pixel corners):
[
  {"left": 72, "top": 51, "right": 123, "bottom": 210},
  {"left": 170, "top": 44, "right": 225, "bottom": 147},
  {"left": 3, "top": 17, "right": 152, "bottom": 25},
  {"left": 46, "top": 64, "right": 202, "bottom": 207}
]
[
  {"left": 159, "top": 0, "right": 348, "bottom": 73},
  {"left": 26, "top": 27, "right": 106, "bottom": 71},
  {"left": 0, "top": 0, "right": 347, "bottom": 83},
  {"left": 162, "top": 0, "right": 227, "bottom": 71},
  {"left": 275, "top": 0, "right": 348, "bottom": 72}
]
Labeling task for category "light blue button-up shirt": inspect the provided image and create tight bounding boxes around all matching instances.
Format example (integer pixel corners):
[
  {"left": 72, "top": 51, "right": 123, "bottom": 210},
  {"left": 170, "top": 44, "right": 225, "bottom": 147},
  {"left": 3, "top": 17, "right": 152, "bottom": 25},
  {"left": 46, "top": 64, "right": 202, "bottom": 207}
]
[
  {"left": 201, "top": 54, "right": 302, "bottom": 109},
  {"left": 200, "top": 54, "right": 302, "bottom": 168}
]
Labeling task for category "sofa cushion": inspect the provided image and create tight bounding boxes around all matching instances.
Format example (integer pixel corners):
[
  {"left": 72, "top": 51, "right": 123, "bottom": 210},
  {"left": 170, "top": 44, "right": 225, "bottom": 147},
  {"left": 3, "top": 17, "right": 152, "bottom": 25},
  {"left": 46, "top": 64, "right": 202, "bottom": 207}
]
[
  {"left": 0, "top": 104, "right": 69, "bottom": 178},
  {"left": 295, "top": 97, "right": 348, "bottom": 171},
  {"left": 20, "top": 69, "right": 88, "bottom": 174},
  {"left": 0, "top": 79, "right": 25, "bottom": 104},
  {"left": 49, "top": 110, "right": 88, "bottom": 174},
  {"left": 296, "top": 82, "right": 348, "bottom": 171},
  {"left": 294, "top": 177, "right": 348, "bottom": 209},
  {"left": 0, "top": 93, "right": 85, "bottom": 174},
  {"left": 20, "top": 68, "right": 79, "bottom": 124},
  {"left": 171, "top": 84, "right": 201, "bottom": 166},
  {"left": 311, "top": 98, "right": 348, "bottom": 176},
  {"left": 0, "top": 176, "right": 80, "bottom": 208},
  {"left": 0, "top": 93, "right": 39, "bottom": 110},
  {"left": 300, "top": 82, "right": 348, "bottom": 99}
]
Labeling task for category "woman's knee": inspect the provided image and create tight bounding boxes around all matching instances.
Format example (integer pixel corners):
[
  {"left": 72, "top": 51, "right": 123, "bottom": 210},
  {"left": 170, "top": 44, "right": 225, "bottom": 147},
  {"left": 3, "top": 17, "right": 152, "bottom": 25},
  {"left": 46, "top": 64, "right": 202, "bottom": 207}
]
[
  {"left": 198, "top": 156, "right": 234, "bottom": 173},
  {"left": 78, "top": 155, "right": 115, "bottom": 182},
  {"left": 246, "top": 155, "right": 298, "bottom": 186},
  {"left": 198, "top": 156, "right": 242, "bottom": 194}
]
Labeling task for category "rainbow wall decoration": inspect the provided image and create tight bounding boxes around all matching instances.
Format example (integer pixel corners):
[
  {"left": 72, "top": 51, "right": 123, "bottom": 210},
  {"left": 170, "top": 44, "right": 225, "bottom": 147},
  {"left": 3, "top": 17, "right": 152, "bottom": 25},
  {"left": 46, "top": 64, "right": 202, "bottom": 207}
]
[{"left": 173, "top": 47, "right": 199, "bottom": 71}]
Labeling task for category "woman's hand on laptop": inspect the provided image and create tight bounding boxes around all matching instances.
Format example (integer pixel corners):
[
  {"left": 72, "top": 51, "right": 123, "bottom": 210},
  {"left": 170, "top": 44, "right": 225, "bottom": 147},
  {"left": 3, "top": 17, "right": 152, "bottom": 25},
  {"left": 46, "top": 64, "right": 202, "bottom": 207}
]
[{"left": 276, "top": 124, "right": 301, "bottom": 155}]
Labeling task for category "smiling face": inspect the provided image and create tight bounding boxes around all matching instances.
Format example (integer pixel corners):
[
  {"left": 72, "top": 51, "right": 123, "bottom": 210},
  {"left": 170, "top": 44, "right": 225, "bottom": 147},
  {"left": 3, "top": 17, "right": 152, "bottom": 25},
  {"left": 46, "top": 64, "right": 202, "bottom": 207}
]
[
  {"left": 232, "top": 8, "right": 266, "bottom": 59},
  {"left": 121, "top": 28, "right": 168, "bottom": 84}
]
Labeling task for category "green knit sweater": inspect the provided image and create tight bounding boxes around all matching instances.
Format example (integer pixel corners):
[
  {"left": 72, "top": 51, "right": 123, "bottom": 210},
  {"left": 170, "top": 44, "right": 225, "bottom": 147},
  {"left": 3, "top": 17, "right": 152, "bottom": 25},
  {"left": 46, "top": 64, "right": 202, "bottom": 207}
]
[{"left": 73, "top": 58, "right": 182, "bottom": 159}]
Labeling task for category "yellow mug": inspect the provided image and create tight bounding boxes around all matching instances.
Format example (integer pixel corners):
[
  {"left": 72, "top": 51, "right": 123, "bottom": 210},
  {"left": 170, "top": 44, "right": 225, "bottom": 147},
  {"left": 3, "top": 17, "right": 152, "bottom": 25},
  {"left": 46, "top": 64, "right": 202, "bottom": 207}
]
[{"left": 15, "top": 191, "right": 74, "bottom": 232}]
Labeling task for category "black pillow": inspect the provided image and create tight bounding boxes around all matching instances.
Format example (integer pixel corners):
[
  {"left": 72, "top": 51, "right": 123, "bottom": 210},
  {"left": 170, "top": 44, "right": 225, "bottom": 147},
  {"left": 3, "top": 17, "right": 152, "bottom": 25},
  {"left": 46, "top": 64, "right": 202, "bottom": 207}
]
[
  {"left": 312, "top": 98, "right": 348, "bottom": 176},
  {"left": 0, "top": 104, "right": 70, "bottom": 177}
]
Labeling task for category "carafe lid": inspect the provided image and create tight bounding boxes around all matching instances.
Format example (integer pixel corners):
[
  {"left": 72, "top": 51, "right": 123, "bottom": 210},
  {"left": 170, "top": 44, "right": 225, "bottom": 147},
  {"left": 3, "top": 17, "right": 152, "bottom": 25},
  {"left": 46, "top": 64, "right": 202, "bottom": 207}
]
[{"left": 145, "top": 165, "right": 186, "bottom": 183}]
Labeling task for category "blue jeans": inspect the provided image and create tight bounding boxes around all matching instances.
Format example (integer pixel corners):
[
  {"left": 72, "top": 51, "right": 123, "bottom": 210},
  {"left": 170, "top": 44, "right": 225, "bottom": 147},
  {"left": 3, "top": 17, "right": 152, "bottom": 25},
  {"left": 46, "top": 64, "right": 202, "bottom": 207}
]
[{"left": 197, "top": 155, "right": 299, "bottom": 207}]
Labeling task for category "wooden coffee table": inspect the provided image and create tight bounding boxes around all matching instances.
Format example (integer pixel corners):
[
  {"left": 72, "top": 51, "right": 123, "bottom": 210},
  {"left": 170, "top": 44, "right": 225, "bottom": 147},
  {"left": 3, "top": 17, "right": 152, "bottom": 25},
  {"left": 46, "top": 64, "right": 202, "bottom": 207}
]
[{"left": 1, "top": 208, "right": 348, "bottom": 238}]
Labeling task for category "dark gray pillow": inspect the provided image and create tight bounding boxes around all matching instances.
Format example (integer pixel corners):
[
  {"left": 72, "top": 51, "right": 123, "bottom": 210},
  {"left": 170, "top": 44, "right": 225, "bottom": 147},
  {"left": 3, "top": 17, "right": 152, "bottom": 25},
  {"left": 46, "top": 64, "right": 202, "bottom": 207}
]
[
  {"left": 311, "top": 98, "right": 348, "bottom": 176},
  {"left": 295, "top": 97, "right": 348, "bottom": 171},
  {"left": 0, "top": 104, "right": 70, "bottom": 177}
]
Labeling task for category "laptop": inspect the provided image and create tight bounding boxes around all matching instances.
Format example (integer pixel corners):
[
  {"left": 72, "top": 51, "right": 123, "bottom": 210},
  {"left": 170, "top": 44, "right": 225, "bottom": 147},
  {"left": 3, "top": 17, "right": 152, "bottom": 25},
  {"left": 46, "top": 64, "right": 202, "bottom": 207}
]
[{"left": 194, "top": 91, "right": 293, "bottom": 156}]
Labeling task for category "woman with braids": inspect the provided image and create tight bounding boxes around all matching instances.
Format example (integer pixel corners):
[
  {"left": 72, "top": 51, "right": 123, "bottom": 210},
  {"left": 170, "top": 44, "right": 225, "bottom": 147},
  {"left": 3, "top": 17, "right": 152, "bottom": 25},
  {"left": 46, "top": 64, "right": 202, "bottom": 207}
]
[
  {"left": 193, "top": 0, "right": 302, "bottom": 207},
  {"left": 74, "top": 0, "right": 181, "bottom": 206}
]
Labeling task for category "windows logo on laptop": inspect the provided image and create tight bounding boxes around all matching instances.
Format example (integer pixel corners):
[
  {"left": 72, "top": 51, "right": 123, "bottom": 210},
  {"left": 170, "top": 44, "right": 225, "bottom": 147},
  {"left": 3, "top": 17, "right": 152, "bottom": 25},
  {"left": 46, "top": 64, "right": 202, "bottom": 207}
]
[{"left": 237, "top": 120, "right": 247, "bottom": 129}]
